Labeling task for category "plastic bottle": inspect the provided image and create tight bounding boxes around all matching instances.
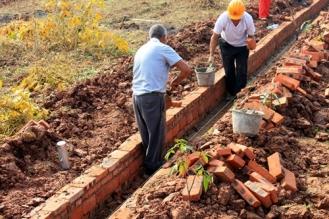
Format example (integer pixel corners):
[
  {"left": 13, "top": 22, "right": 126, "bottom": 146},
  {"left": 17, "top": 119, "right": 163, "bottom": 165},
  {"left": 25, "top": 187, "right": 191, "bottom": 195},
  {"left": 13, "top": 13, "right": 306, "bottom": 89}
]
[{"left": 56, "top": 141, "right": 71, "bottom": 170}]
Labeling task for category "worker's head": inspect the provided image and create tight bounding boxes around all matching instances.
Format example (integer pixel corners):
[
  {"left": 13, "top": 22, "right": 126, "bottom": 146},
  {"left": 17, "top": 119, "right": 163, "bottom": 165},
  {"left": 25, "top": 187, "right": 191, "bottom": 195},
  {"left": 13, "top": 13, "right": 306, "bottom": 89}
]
[
  {"left": 227, "top": 0, "right": 245, "bottom": 21},
  {"left": 149, "top": 24, "right": 168, "bottom": 43}
]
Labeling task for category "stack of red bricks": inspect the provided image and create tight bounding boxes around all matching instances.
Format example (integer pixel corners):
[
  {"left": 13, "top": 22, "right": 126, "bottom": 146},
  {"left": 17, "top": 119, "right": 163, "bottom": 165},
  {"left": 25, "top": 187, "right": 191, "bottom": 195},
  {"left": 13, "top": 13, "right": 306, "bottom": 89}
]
[
  {"left": 181, "top": 143, "right": 297, "bottom": 209},
  {"left": 242, "top": 31, "right": 329, "bottom": 129}
]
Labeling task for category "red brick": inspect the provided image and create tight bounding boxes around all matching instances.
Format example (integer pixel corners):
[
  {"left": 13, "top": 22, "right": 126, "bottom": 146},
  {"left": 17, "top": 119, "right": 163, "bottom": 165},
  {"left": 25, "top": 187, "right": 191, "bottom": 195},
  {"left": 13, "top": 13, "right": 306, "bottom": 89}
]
[
  {"left": 101, "top": 156, "right": 120, "bottom": 172},
  {"left": 38, "top": 120, "right": 50, "bottom": 130},
  {"left": 208, "top": 159, "right": 225, "bottom": 167},
  {"left": 248, "top": 161, "right": 276, "bottom": 183},
  {"left": 244, "top": 147, "right": 256, "bottom": 160},
  {"left": 249, "top": 94, "right": 261, "bottom": 100},
  {"left": 312, "top": 72, "right": 322, "bottom": 81},
  {"left": 96, "top": 175, "right": 120, "bottom": 203},
  {"left": 301, "top": 48, "right": 323, "bottom": 62},
  {"left": 271, "top": 112, "right": 284, "bottom": 125},
  {"left": 70, "top": 206, "right": 83, "bottom": 219},
  {"left": 253, "top": 182, "right": 278, "bottom": 204},
  {"left": 71, "top": 175, "right": 95, "bottom": 191},
  {"left": 281, "top": 168, "right": 297, "bottom": 193},
  {"left": 282, "top": 87, "right": 293, "bottom": 99},
  {"left": 243, "top": 102, "right": 274, "bottom": 121},
  {"left": 325, "top": 88, "right": 329, "bottom": 98},
  {"left": 309, "top": 40, "right": 326, "bottom": 51},
  {"left": 42, "top": 196, "right": 68, "bottom": 216},
  {"left": 30, "top": 210, "right": 53, "bottom": 219},
  {"left": 85, "top": 165, "right": 108, "bottom": 183},
  {"left": 249, "top": 172, "right": 277, "bottom": 193},
  {"left": 57, "top": 185, "right": 84, "bottom": 204},
  {"left": 226, "top": 154, "right": 245, "bottom": 169},
  {"left": 231, "top": 179, "right": 261, "bottom": 208},
  {"left": 260, "top": 119, "right": 267, "bottom": 129},
  {"left": 244, "top": 181, "right": 272, "bottom": 208},
  {"left": 279, "top": 72, "right": 304, "bottom": 80},
  {"left": 227, "top": 143, "right": 245, "bottom": 157},
  {"left": 274, "top": 74, "right": 300, "bottom": 91},
  {"left": 267, "top": 152, "right": 284, "bottom": 180},
  {"left": 277, "top": 66, "right": 304, "bottom": 74},
  {"left": 82, "top": 195, "right": 97, "bottom": 215},
  {"left": 109, "top": 150, "right": 130, "bottom": 161},
  {"left": 208, "top": 149, "right": 219, "bottom": 159},
  {"left": 265, "top": 122, "right": 275, "bottom": 130},
  {"left": 171, "top": 100, "right": 182, "bottom": 108},
  {"left": 308, "top": 60, "right": 318, "bottom": 68},
  {"left": 118, "top": 139, "right": 141, "bottom": 154},
  {"left": 272, "top": 97, "right": 288, "bottom": 108},
  {"left": 213, "top": 166, "right": 235, "bottom": 183},
  {"left": 217, "top": 147, "right": 232, "bottom": 157},
  {"left": 296, "top": 87, "right": 307, "bottom": 96},
  {"left": 207, "top": 165, "right": 217, "bottom": 173},
  {"left": 182, "top": 175, "right": 203, "bottom": 201},
  {"left": 187, "top": 152, "right": 201, "bottom": 167},
  {"left": 290, "top": 53, "right": 312, "bottom": 62},
  {"left": 284, "top": 57, "right": 307, "bottom": 66}
]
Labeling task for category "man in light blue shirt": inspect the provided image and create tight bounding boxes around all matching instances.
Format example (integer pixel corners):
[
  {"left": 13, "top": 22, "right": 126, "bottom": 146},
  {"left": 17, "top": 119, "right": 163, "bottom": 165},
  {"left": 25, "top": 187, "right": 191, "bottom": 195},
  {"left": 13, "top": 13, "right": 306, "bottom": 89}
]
[{"left": 132, "top": 24, "right": 192, "bottom": 175}]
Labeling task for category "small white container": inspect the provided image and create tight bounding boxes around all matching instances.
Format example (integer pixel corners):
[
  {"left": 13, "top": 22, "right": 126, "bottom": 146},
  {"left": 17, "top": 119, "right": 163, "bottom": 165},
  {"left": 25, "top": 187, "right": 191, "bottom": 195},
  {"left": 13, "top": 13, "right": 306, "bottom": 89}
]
[{"left": 56, "top": 141, "right": 71, "bottom": 170}]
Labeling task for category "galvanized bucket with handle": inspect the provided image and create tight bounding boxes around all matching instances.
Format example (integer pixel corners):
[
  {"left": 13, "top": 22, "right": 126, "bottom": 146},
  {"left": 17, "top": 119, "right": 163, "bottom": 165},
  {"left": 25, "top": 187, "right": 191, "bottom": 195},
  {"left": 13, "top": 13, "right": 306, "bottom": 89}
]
[{"left": 195, "top": 63, "right": 216, "bottom": 86}]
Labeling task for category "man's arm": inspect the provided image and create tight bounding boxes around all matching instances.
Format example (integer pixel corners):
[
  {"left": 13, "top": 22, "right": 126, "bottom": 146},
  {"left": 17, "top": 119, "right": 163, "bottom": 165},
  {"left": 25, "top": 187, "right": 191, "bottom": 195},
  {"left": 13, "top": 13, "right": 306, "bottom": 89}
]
[
  {"left": 170, "top": 60, "right": 193, "bottom": 87},
  {"left": 246, "top": 36, "right": 256, "bottom": 50},
  {"left": 209, "top": 32, "right": 220, "bottom": 63}
]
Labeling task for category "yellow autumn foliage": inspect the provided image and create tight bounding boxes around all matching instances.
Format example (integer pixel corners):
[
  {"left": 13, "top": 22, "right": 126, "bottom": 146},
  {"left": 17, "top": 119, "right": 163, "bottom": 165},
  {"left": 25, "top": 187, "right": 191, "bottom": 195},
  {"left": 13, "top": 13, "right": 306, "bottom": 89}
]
[
  {"left": 0, "top": 85, "right": 48, "bottom": 138},
  {"left": 0, "top": 0, "right": 129, "bottom": 57}
]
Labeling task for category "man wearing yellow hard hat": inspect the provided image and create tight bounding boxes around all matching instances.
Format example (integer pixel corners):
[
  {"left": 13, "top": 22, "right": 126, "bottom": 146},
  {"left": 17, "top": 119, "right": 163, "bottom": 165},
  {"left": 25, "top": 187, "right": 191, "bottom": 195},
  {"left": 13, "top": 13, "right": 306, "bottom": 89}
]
[{"left": 209, "top": 0, "right": 256, "bottom": 100}]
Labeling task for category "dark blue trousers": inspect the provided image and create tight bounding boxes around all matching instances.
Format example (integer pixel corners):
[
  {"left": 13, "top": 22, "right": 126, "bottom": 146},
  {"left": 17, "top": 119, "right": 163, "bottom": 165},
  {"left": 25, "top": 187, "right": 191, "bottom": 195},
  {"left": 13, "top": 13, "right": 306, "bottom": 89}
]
[
  {"left": 133, "top": 92, "right": 165, "bottom": 174},
  {"left": 219, "top": 38, "right": 250, "bottom": 96}
]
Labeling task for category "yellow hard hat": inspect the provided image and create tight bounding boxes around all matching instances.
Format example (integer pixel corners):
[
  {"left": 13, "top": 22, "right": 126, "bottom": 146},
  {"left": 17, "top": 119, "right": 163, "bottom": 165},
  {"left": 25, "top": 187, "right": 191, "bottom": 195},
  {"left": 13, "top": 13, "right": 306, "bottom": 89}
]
[{"left": 227, "top": 0, "right": 245, "bottom": 20}]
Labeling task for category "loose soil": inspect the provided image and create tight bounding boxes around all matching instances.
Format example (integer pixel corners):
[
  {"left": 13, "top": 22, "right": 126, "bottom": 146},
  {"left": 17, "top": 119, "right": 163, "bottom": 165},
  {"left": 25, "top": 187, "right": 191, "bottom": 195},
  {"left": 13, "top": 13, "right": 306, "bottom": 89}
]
[
  {"left": 0, "top": 1, "right": 314, "bottom": 218},
  {"left": 121, "top": 11, "right": 329, "bottom": 219}
]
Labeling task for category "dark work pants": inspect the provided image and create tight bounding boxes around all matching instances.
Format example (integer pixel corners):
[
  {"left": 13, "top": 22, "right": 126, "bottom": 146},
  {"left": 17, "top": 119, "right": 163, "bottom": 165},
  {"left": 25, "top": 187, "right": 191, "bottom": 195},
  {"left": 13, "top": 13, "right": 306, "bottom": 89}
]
[
  {"left": 133, "top": 92, "right": 165, "bottom": 173},
  {"left": 219, "top": 38, "right": 250, "bottom": 96}
]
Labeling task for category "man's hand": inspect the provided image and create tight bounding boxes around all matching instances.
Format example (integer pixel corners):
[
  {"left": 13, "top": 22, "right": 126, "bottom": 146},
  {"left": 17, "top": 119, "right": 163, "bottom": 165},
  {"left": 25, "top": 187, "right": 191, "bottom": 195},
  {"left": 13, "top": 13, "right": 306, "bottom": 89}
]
[
  {"left": 246, "top": 37, "right": 256, "bottom": 50},
  {"left": 170, "top": 60, "right": 192, "bottom": 87},
  {"left": 208, "top": 55, "right": 214, "bottom": 64},
  {"left": 170, "top": 76, "right": 181, "bottom": 88}
]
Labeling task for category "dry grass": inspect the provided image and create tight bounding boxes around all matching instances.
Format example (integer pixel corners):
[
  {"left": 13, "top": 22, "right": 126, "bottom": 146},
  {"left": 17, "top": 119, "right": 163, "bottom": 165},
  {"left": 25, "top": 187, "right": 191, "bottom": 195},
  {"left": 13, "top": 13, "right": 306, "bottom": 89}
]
[{"left": 104, "top": 0, "right": 229, "bottom": 50}]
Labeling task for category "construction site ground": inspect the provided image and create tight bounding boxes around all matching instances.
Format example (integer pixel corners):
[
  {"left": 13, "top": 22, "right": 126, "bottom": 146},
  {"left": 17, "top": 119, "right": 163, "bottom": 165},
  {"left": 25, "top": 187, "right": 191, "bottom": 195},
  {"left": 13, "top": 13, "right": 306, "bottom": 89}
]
[
  {"left": 0, "top": 0, "right": 328, "bottom": 219},
  {"left": 110, "top": 8, "right": 329, "bottom": 219}
]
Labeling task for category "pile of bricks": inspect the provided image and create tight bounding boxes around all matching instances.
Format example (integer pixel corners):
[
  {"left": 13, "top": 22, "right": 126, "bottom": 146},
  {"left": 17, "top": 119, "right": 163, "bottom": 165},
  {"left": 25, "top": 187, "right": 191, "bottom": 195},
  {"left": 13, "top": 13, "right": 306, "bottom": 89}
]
[
  {"left": 181, "top": 143, "right": 297, "bottom": 209},
  {"left": 242, "top": 29, "right": 329, "bottom": 129}
]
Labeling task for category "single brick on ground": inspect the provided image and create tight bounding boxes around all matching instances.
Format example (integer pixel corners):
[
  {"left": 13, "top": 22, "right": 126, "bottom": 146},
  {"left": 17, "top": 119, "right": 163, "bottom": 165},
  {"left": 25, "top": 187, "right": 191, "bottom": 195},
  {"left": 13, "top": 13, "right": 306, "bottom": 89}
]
[
  {"left": 182, "top": 175, "right": 203, "bottom": 201},
  {"left": 281, "top": 168, "right": 298, "bottom": 193},
  {"left": 267, "top": 152, "right": 284, "bottom": 180},
  {"left": 244, "top": 181, "right": 272, "bottom": 208},
  {"left": 231, "top": 179, "right": 261, "bottom": 208}
]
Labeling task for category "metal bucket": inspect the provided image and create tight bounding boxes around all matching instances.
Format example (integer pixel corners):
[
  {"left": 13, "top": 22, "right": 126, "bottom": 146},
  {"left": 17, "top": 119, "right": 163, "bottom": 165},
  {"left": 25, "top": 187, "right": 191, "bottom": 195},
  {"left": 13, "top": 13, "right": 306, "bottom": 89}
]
[
  {"left": 195, "top": 66, "right": 215, "bottom": 86},
  {"left": 232, "top": 109, "right": 264, "bottom": 136}
]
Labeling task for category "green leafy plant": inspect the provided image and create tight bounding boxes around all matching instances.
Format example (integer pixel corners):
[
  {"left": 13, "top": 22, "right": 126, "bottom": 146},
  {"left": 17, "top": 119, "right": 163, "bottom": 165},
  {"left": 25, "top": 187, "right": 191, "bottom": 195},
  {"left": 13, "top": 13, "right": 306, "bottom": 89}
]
[
  {"left": 260, "top": 92, "right": 280, "bottom": 109},
  {"left": 164, "top": 138, "right": 193, "bottom": 161},
  {"left": 194, "top": 165, "right": 213, "bottom": 192},
  {"left": 170, "top": 157, "right": 189, "bottom": 177}
]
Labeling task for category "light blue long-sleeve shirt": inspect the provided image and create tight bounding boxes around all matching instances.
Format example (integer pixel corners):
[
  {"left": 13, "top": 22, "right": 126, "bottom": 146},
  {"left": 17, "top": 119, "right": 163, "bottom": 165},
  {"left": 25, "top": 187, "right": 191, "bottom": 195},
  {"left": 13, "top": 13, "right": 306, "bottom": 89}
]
[{"left": 132, "top": 38, "right": 182, "bottom": 95}]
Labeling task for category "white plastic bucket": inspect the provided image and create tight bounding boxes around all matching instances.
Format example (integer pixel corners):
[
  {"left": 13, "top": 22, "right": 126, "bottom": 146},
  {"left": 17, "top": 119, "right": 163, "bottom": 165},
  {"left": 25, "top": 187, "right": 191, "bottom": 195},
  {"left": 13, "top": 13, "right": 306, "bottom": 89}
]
[
  {"left": 195, "top": 67, "right": 215, "bottom": 86},
  {"left": 232, "top": 109, "right": 264, "bottom": 136}
]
